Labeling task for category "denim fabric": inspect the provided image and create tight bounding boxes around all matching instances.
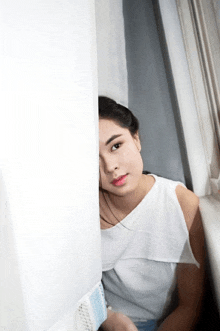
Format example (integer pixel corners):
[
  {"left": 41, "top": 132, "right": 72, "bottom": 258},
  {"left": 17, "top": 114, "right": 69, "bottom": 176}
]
[{"left": 134, "top": 320, "right": 157, "bottom": 331}]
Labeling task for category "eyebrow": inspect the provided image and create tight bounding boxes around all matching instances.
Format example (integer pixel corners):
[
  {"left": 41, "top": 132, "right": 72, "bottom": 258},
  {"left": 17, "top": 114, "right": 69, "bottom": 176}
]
[{"left": 105, "top": 134, "right": 122, "bottom": 146}]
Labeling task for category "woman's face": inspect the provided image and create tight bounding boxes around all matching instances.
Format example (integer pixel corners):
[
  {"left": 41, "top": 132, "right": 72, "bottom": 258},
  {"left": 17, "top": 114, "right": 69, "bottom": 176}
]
[{"left": 99, "top": 118, "right": 143, "bottom": 197}]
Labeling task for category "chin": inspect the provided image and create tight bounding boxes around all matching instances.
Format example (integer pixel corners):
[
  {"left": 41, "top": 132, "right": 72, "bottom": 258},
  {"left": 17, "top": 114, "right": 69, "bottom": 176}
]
[{"left": 113, "top": 185, "right": 137, "bottom": 197}]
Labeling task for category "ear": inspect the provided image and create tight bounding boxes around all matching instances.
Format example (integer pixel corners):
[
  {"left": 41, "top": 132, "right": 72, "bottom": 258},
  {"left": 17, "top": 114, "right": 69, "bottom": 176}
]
[{"left": 133, "top": 132, "right": 141, "bottom": 152}]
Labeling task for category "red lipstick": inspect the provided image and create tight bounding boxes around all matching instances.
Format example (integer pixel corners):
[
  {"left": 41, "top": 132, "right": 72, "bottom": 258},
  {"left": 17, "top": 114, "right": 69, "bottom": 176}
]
[{"left": 112, "top": 175, "right": 128, "bottom": 186}]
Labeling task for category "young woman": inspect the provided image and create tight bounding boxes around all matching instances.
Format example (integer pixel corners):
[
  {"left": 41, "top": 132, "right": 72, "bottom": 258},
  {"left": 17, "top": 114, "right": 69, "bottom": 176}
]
[{"left": 98, "top": 96, "right": 205, "bottom": 331}]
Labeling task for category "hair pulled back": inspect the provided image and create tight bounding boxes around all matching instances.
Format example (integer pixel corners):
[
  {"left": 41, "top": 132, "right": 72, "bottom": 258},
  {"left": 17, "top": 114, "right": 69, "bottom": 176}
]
[{"left": 99, "top": 96, "right": 139, "bottom": 136}]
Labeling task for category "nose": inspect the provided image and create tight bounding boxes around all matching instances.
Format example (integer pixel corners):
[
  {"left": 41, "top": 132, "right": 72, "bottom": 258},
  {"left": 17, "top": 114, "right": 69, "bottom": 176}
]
[{"left": 101, "top": 154, "right": 118, "bottom": 174}]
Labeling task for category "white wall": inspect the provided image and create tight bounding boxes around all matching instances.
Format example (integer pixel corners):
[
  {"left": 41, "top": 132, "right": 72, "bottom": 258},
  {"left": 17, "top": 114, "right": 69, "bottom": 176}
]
[
  {"left": 96, "top": 0, "right": 188, "bottom": 184},
  {"left": 95, "top": 0, "right": 128, "bottom": 106}
]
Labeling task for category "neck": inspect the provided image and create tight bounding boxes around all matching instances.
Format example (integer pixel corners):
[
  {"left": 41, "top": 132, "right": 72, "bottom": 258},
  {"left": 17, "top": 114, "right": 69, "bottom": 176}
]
[{"left": 106, "top": 174, "right": 149, "bottom": 215}]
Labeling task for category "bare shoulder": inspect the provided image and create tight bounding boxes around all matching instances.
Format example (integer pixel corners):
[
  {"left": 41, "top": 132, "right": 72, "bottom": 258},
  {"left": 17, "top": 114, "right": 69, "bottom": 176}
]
[
  {"left": 175, "top": 184, "right": 200, "bottom": 232},
  {"left": 176, "top": 185, "right": 205, "bottom": 269},
  {"left": 175, "top": 184, "right": 199, "bottom": 208}
]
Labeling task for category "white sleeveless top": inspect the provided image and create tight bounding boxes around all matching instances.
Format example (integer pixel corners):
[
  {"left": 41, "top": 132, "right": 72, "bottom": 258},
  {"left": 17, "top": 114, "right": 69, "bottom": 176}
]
[{"left": 101, "top": 175, "right": 199, "bottom": 322}]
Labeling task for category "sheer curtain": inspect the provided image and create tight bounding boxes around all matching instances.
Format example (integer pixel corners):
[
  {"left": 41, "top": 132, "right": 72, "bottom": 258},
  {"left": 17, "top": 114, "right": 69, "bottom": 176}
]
[
  {"left": 160, "top": 0, "right": 220, "bottom": 196},
  {"left": 0, "top": 1, "right": 105, "bottom": 330}
]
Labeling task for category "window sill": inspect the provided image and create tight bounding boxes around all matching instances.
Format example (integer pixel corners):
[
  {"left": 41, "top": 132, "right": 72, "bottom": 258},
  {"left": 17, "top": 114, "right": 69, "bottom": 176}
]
[{"left": 199, "top": 194, "right": 220, "bottom": 313}]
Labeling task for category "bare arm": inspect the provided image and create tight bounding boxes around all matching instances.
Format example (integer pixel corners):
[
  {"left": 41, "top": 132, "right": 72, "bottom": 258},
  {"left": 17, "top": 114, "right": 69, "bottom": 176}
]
[{"left": 159, "top": 186, "right": 205, "bottom": 331}]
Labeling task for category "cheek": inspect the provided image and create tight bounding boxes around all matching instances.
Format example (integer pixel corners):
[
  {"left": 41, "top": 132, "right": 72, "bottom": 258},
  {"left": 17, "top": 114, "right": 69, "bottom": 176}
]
[
  {"left": 124, "top": 145, "right": 142, "bottom": 162},
  {"left": 129, "top": 147, "right": 143, "bottom": 171}
]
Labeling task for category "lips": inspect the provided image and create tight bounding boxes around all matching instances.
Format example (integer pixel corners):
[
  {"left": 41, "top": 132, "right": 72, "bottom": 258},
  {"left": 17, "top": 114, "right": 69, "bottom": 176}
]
[{"left": 112, "top": 174, "right": 128, "bottom": 186}]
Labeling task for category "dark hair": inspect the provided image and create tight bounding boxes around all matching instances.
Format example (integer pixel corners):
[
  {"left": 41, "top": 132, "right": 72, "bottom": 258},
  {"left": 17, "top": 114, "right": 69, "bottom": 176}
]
[{"left": 99, "top": 96, "right": 139, "bottom": 136}]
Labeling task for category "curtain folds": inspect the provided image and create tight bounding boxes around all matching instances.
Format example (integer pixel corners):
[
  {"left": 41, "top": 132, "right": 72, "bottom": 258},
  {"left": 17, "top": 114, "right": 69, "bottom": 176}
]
[{"left": 0, "top": 1, "right": 103, "bottom": 330}]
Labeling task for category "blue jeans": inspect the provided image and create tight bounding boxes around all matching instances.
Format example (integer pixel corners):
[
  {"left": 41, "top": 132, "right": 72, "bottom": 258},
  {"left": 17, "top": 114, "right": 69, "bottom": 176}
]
[{"left": 134, "top": 320, "right": 157, "bottom": 331}]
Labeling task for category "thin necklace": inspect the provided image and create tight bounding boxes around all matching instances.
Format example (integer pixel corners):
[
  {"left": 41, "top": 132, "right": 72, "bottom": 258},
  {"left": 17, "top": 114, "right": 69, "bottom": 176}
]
[{"left": 99, "top": 172, "right": 130, "bottom": 229}]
